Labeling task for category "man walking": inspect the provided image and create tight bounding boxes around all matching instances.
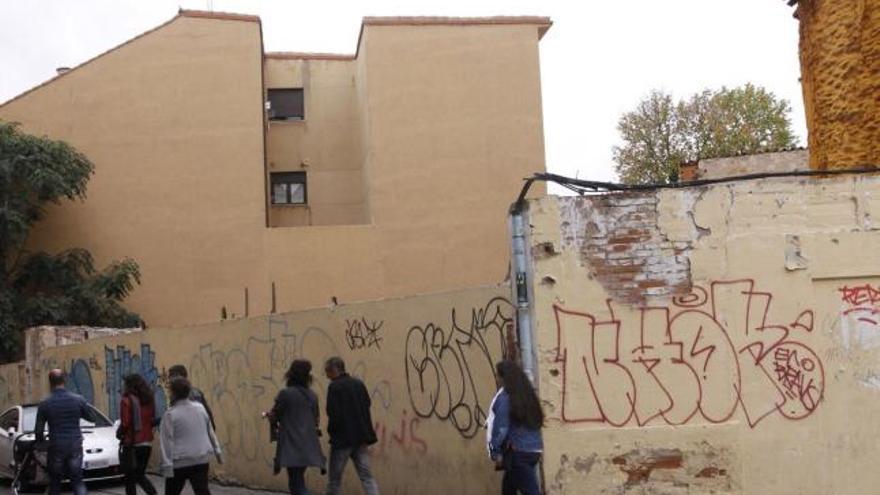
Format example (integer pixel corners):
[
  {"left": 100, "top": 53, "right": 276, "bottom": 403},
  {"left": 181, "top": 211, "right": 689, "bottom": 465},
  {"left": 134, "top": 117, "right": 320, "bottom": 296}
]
[
  {"left": 35, "top": 369, "right": 96, "bottom": 495},
  {"left": 323, "top": 357, "right": 379, "bottom": 495},
  {"left": 168, "top": 364, "right": 215, "bottom": 429}
]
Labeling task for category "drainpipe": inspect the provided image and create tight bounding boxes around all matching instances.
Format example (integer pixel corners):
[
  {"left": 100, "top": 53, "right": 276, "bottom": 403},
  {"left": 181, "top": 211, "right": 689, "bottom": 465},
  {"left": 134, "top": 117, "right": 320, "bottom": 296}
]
[{"left": 509, "top": 180, "right": 537, "bottom": 384}]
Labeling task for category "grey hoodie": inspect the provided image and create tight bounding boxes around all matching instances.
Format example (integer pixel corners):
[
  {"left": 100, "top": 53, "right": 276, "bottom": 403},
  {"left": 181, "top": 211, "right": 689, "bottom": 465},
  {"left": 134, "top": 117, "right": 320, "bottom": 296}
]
[{"left": 159, "top": 399, "right": 223, "bottom": 476}]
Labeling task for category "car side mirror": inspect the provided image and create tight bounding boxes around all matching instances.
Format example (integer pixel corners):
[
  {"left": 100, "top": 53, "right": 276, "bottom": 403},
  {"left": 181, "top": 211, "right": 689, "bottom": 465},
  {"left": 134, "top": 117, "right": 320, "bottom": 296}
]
[
  {"left": 113, "top": 419, "right": 121, "bottom": 429},
  {"left": 6, "top": 427, "right": 14, "bottom": 438}
]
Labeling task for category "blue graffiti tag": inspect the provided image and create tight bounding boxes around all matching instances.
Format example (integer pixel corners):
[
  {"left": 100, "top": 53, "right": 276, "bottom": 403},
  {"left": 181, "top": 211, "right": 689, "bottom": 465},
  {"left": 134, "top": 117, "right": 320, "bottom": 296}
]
[
  {"left": 67, "top": 359, "right": 95, "bottom": 405},
  {"left": 105, "top": 343, "right": 167, "bottom": 420}
]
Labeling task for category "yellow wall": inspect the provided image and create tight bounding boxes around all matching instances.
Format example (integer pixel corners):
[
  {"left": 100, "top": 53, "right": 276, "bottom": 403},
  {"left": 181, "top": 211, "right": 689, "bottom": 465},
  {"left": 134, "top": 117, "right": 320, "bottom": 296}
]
[
  {"left": 0, "top": 14, "right": 267, "bottom": 328},
  {"left": 797, "top": 0, "right": 880, "bottom": 170},
  {"left": 265, "top": 57, "right": 370, "bottom": 227},
  {"left": 0, "top": 14, "right": 548, "bottom": 330},
  {"left": 525, "top": 173, "right": 880, "bottom": 494},
  {"left": 14, "top": 285, "right": 512, "bottom": 494}
]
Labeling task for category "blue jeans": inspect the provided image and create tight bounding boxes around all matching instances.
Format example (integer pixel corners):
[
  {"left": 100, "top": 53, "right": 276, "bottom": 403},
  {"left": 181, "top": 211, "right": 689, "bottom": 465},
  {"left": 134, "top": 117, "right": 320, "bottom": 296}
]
[
  {"left": 325, "top": 445, "right": 379, "bottom": 495},
  {"left": 47, "top": 439, "right": 86, "bottom": 495},
  {"left": 502, "top": 451, "right": 541, "bottom": 495}
]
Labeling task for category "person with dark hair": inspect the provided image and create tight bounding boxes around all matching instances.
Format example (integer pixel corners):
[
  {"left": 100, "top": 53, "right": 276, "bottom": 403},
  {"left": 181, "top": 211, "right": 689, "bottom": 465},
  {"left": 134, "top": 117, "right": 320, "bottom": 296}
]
[
  {"left": 119, "top": 374, "right": 158, "bottom": 495},
  {"left": 168, "top": 364, "right": 215, "bottom": 429},
  {"left": 265, "top": 360, "right": 326, "bottom": 494},
  {"left": 35, "top": 369, "right": 96, "bottom": 495},
  {"left": 160, "top": 377, "right": 222, "bottom": 495},
  {"left": 488, "top": 361, "right": 544, "bottom": 495},
  {"left": 323, "top": 357, "right": 379, "bottom": 495}
]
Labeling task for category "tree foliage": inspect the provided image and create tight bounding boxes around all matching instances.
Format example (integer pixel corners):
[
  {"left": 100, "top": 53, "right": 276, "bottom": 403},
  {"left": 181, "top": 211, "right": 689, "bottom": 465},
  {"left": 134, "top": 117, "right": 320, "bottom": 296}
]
[
  {"left": 0, "top": 121, "right": 142, "bottom": 361},
  {"left": 613, "top": 84, "right": 799, "bottom": 184}
]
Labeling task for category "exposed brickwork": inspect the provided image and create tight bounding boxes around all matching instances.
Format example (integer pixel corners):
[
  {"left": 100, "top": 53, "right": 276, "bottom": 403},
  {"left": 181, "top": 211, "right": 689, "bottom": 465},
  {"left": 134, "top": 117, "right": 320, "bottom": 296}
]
[
  {"left": 558, "top": 193, "right": 692, "bottom": 305},
  {"left": 797, "top": 0, "right": 880, "bottom": 170}
]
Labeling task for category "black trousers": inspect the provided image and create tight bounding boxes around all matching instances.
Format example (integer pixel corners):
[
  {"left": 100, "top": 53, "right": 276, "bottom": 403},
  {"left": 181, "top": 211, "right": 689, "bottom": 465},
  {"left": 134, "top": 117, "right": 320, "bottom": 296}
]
[
  {"left": 122, "top": 445, "right": 157, "bottom": 495},
  {"left": 164, "top": 463, "right": 211, "bottom": 495}
]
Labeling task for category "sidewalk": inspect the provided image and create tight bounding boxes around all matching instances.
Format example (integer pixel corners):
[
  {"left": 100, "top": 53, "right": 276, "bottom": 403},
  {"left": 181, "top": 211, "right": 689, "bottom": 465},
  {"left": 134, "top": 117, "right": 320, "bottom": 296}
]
[{"left": 0, "top": 474, "right": 287, "bottom": 494}]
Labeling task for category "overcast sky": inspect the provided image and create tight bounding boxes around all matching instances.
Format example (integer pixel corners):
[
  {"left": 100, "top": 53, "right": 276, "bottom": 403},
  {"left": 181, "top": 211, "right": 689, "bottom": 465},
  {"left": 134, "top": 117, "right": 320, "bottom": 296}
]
[{"left": 0, "top": 0, "right": 805, "bottom": 185}]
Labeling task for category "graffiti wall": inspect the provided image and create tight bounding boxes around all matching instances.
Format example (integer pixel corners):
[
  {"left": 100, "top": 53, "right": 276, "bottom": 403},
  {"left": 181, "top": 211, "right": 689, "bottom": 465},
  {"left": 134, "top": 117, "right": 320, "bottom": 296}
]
[
  {"left": 525, "top": 173, "right": 880, "bottom": 494},
  {"left": 21, "top": 285, "right": 513, "bottom": 494}
]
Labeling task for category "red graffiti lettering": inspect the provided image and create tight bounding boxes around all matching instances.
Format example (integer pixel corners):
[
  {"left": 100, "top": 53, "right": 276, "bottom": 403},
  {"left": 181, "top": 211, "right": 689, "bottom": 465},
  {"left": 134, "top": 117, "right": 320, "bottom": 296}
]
[
  {"left": 554, "top": 280, "right": 825, "bottom": 428},
  {"left": 373, "top": 410, "right": 428, "bottom": 458}
]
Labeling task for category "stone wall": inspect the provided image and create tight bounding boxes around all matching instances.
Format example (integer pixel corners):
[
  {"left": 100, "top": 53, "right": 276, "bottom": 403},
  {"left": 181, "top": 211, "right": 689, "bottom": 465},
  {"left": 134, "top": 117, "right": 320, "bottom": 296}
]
[{"left": 797, "top": 0, "right": 880, "bottom": 170}]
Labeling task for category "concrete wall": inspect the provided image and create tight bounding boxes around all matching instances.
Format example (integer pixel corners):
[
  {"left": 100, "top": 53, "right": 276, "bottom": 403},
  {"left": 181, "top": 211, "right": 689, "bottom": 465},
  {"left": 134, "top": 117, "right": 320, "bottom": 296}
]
[
  {"left": 0, "top": 363, "right": 25, "bottom": 410},
  {"left": 698, "top": 149, "right": 809, "bottom": 179},
  {"left": 0, "top": 13, "right": 548, "bottom": 331},
  {"left": 12, "top": 285, "right": 513, "bottom": 494},
  {"left": 796, "top": 0, "right": 880, "bottom": 170},
  {"left": 524, "top": 172, "right": 880, "bottom": 494}
]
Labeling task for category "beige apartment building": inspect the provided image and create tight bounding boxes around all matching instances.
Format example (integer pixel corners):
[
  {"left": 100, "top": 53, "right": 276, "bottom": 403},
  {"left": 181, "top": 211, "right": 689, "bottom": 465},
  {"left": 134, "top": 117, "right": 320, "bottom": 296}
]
[{"left": 0, "top": 10, "right": 551, "bottom": 327}]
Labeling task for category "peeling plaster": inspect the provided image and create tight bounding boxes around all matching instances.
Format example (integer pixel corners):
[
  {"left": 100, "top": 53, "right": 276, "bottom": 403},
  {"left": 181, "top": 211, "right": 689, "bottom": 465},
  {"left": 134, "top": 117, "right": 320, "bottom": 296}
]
[{"left": 785, "top": 234, "right": 809, "bottom": 271}]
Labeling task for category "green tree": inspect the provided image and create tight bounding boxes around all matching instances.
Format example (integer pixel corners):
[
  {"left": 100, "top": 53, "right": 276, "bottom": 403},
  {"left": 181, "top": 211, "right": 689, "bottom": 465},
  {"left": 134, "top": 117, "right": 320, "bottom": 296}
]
[
  {"left": 0, "top": 121, "right": 142, "bottom": 362},
  {"left": 613, "top": 84, "right": 799, "bottom": 184}
]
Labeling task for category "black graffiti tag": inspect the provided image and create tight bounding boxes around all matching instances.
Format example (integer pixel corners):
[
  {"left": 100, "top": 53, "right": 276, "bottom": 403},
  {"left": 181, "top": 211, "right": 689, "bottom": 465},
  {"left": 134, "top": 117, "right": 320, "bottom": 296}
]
[{"left": 404, "top": 297, "right": 513, "bottom": 439}]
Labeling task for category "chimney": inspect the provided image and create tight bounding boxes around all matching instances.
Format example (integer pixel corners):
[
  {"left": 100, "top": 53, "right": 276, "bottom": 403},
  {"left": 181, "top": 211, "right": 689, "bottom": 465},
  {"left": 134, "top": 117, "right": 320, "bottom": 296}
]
[
  {"left": 678, "top": 161, "right": 699, "bottom": 182},
  {"left": 56, "top": 67, "right": 71, "bottom": 75},
  {"left": 795, "top": 0, "right": 880, "bottom": 170}
]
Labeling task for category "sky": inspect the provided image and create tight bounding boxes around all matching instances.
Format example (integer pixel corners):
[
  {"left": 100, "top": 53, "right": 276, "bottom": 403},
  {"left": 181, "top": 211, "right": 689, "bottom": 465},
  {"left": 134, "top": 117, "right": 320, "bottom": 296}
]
[{"left": 0, "top": 0, "right": 806, "bottom": 187}]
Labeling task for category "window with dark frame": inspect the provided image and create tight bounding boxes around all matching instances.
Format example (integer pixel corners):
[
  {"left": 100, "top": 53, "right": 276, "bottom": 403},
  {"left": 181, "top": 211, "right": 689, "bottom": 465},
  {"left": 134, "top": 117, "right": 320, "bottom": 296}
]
[
  {"left": 0, "top": 409, "right": 18, "bottom": 432},
  {"left": 267, "top": 88, "right": 304, "bottom": 121},
  {"left": 271, "top": 172, "right": 307, "bottom": 205}
]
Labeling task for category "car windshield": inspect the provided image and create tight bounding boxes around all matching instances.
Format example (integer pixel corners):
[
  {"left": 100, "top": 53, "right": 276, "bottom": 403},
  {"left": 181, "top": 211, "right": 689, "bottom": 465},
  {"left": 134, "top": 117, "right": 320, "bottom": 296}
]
[{"left": 22, "top": 405, "right": 113, "bottom": 433}]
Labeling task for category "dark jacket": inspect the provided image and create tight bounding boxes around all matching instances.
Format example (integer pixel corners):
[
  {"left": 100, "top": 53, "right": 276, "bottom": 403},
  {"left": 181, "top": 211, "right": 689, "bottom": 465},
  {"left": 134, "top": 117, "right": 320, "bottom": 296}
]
[
  {"left": 272, "top": 385, "right": 325, "bottom": 468},
  {"left": 326, "top": 374, "right": 377, "bottom": 448},
  {"left": 35, "top": 388, "right": 95, "bottom": 447}
]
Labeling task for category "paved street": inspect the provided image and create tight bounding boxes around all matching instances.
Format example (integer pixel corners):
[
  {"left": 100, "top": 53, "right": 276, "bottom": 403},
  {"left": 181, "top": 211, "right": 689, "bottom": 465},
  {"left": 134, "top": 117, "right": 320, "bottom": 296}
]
[{"left": 0, "top": 474, "right": 286, "bottom": 494}]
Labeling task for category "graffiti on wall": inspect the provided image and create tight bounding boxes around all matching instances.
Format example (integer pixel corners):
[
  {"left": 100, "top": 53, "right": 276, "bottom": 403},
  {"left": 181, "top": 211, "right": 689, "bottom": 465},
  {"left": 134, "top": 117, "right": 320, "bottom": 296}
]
[
  {"left": 105, "top": 344, "right": 168, "bottom": 420},
  {"left": 373, "top": 409, "right": 428, "bottom": 458},
  {"left": 838, "top": 283, "right": 880, "bottom": 350},
  {"left": 404, "top": 297, "right": 513, "bottom": 438},
  {"left": 188, "top": 317, "right": 346, "bottom": 467},
  {"left": 67, "top": 359, "right": 95, "bottom": 405},
  {"left": 346, "top": 318, "right": 384, "bottom": 351},
  {"left": 553, "top": 280, "right": 824, "bottom": 427}
]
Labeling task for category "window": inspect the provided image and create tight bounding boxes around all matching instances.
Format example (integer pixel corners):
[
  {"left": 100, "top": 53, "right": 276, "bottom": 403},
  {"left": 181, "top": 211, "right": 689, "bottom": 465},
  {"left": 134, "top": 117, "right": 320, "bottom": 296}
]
[
  {"left": 0, "top": 408, "right": 18, "bottom": 433},
  {"left": 271, "top": 172, "right": 307, "bottom": 205},
  {"left": 267, "top": 88, "right": 304, "bottom": 121}
]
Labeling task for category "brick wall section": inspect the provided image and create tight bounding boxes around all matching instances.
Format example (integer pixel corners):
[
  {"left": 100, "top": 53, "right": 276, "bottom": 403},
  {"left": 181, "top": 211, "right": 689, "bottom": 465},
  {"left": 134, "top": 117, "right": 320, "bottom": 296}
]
[{"left": 558, "top": 192, "right": 692, "bottom": 305}]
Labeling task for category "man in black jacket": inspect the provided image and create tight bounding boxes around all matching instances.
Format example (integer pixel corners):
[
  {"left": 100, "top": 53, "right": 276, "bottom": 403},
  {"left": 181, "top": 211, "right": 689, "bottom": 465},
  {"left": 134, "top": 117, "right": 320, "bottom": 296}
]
[{"left": 323, "top": 357, "right": 379, "bottom": 495}]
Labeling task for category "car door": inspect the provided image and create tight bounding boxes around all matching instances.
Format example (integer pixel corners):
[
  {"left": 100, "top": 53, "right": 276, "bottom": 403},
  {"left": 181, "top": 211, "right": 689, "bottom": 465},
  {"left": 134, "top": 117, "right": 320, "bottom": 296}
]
[{"left": 0, "top": 407, "right": 20, "bottom": 478}]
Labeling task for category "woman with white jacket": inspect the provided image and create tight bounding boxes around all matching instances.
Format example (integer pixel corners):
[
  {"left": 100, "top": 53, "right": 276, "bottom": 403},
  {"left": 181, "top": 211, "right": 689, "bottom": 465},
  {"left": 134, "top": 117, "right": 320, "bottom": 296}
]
[{"left": 160, "top": 377, "right": 223, "bottom": 495}]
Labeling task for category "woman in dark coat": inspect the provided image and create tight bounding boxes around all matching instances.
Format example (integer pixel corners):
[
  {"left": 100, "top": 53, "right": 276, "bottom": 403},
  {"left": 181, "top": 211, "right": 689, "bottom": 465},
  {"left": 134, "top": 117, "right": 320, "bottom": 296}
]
[{"left": 269, "top": 359, "right": 326, "bottom": 495}]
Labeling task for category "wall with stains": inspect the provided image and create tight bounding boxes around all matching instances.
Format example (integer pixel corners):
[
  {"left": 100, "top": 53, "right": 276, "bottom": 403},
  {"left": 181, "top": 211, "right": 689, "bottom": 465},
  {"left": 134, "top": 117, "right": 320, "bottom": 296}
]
[
  {"left": 0, "top": 363, "right": 25, "bottom": 410},
  {"left": 524, "top": 172, "right": 880, "bottom": 494},
  {"left": 12, "top": 285, "right": 514, "bottom": 494}
]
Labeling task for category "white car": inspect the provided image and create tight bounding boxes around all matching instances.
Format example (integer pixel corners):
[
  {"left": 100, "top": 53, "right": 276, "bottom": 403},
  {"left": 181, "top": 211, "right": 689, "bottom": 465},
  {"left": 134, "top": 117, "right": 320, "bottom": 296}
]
[{"left": 0, "top": 403, "right": 123, "bottom": 485}]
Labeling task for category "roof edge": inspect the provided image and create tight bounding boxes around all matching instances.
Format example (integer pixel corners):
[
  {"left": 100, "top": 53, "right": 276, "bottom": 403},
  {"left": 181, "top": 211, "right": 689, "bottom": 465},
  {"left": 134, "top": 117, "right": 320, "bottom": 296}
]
[
  {"left": 178, "top": 9, "right": 261, "bottom": 23},
  {"left": 0, "top": 10, "right": 262, "bottom": 110},
  {"left": 265, "top": 51, "right": 356, "bottom": 61},
  {"left": 362, "top": 16, "right": 552, "bottom": 38}
]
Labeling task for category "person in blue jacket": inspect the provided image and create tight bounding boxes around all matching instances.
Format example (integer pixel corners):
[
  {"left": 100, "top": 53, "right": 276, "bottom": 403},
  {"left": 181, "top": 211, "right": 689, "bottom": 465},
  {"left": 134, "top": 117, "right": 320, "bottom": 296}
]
[{"left": 488, "top": 360, "right": 545, "bottom": 495}]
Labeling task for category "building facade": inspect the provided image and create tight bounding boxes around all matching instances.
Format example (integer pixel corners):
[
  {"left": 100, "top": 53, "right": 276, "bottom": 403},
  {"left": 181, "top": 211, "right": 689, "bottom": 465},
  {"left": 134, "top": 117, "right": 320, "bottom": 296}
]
[{"left": 0, "top": 10, "right": 551, "bottom": 327}]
